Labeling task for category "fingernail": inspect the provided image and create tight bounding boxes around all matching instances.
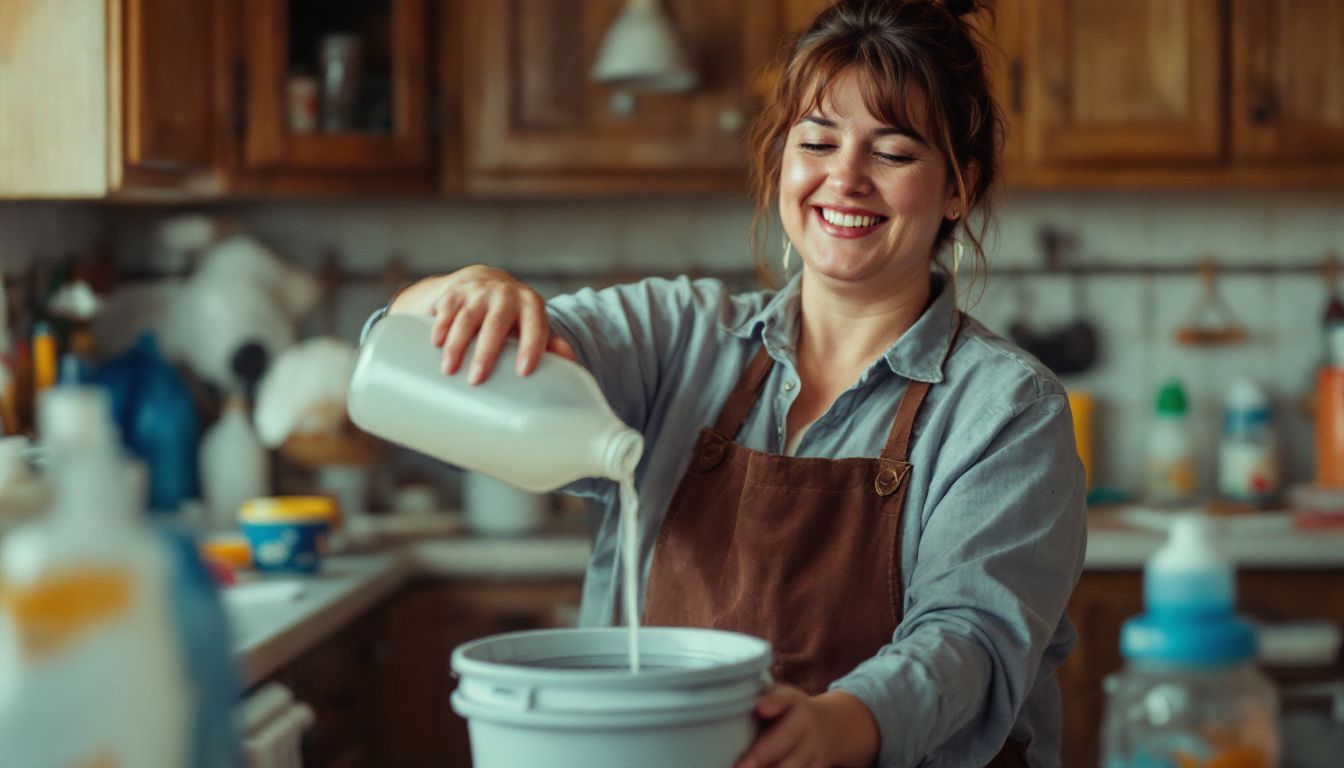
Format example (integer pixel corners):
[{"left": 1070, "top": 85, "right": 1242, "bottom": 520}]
[
  {"left": 469, "top": 362, "right": 484, "bottom": 384},
  {"left": 441, "top": 358, "right": 453, "bottom": 375}
]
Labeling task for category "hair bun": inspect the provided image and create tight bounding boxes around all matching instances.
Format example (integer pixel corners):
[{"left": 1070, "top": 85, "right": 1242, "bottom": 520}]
[{"left": 942, "top": 0, "right": 977, "bottom": 17}]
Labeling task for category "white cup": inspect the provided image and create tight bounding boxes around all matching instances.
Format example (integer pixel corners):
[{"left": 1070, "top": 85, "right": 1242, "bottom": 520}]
[{"left": 462, "top": 472, "right": 547, "bottom": 536}]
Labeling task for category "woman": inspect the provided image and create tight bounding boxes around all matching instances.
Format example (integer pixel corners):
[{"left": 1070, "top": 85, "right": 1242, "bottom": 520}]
[{"left": 378, "top": 1, "right": 1085, "bottom": 765}]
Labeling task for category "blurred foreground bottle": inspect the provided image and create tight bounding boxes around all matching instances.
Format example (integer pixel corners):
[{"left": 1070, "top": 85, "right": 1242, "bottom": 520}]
[
  {"left": 1101, "top": 515, "right": 1279, "bottom": 768},
  {"left": 348, "top": 313, "right": 643, "bottom": 492},
  {"left": 0, "top": 387, "right": 239, "bottom": 767}
]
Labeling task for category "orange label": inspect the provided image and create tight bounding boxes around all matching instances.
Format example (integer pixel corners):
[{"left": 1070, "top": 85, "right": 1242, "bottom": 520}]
[{"left": 0, "top": 568, "right": 133, "bottom": 661}]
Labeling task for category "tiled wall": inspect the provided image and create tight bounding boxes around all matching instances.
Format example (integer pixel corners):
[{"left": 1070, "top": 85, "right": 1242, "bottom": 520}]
[{"left": 12, "top": 190, "right": 1344, "bottom": 499}]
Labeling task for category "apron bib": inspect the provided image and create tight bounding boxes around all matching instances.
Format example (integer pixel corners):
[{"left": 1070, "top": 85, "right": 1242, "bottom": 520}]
[{"left": 643, "top": 316, "right": 1028, "bottom": 767}]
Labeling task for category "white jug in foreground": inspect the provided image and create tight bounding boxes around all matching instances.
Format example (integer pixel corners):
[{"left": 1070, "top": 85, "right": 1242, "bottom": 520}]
[{"left": 348, "top": 313, "right": 644, "bottom": 492}]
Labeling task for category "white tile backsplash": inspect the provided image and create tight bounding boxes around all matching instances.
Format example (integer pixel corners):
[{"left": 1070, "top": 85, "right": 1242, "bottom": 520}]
[{"left": 5, "top": 187, "right": 1341, "bottom": 497}]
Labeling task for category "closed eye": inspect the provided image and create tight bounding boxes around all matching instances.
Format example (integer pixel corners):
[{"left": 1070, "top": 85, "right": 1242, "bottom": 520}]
[
  {"left": 876, "top": 152, "right": 916, "bottom": 164},
  {"left": 799, "top": 142, "right": 834, "bottom": 152}
]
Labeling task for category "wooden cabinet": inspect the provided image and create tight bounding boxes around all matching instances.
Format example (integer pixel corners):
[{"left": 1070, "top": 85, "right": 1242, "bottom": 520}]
[
  {"left": 1060, "top": 570, "right": 1344, "bottom": 767},
  {"left": 256, "top": 579, "right": 581, "bottom": 767},
  {"left": 1009, "top": 0, "right": 1344, "bottom": 186},
  {"left": 226, "top": 0, "right": 436, "bottom": 194},
  {"left": 459, "top": 0, "right": 790, "bottom": 196},
  {"left": 1022, "top": 0, "right": 1223, "bottom": 166},
  {"left": 1230, "top": 0, "right": 1344, "bottom": 164},
  {"left": 0, "top": 0, "right": 221, "bottom": 198},
  {"left": 267, "top": 608, "right": 386, "bottom": 768},
  {"left": 375, "top": 579, "right": 583, "bottom": 767}
]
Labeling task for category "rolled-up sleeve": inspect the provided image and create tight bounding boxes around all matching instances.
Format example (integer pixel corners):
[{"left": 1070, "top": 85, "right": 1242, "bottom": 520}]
[{"left": 830, "top": 392, "right": 1087, "bottom": 767}]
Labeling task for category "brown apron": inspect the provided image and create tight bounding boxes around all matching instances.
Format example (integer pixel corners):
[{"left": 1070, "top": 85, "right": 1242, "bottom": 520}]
[{"left": 642, "top": 316, "right": 1028, "bottom": 768}]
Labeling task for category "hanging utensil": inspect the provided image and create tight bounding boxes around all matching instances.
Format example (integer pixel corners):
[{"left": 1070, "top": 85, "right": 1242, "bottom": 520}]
[
  {"left": 1008, "top": 227, "right": 1100, "bottom": 376},
  {"left": 1174, "top": 257, "right": 1247, "bottom": 346}
]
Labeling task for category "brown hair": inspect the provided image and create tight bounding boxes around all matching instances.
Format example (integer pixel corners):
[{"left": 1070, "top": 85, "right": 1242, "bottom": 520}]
[{"left": 748, "top": 0, "right": 1003, "bottom": 295}]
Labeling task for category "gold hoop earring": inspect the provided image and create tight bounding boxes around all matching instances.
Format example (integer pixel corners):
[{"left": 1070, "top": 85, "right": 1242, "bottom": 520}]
[{"left": 782, "top": 237, "right": 793, "bottom": 274}]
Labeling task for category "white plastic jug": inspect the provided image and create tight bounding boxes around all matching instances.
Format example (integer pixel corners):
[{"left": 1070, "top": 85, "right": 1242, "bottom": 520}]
[{"left": 348, "top": 314, "right": 643, "bottom": 493}]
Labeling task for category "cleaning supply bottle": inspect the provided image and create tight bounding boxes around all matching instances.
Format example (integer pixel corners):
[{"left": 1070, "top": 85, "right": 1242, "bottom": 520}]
[
  {"left": 200, "top": 393, "right": 270, "bottom": 531},
  {"left": 348, "top": 313, "right": 644, "bottom": 492},
  {"left": 1146, "top": 379, "right": 1196, "bottom": 505},
  {"left": 0, "top": 387, "right": 191, "bottom": 767},
  {"left": 1316, "top": 287, "right": 1344, "bottom": 488},
  {"left": 1101, "top": 515, "right": 1279, "bottom": 768},
  {"left": 1217, "top": 379, "right": 1279, "bottom": 505}
]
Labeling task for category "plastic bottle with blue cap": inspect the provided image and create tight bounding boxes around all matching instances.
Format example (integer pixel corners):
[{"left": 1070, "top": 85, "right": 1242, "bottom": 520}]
[{"left": 1101, "top": 514, "right": 1280, "bottom": 768}]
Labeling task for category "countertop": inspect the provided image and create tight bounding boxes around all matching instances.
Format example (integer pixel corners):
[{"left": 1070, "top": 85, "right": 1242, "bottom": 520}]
[
  {"left": 224, "top": 512, "right": 1344, "bottom": 687},
  {"left": 225, "top": 535, "right": 591, "bottom": 686}
]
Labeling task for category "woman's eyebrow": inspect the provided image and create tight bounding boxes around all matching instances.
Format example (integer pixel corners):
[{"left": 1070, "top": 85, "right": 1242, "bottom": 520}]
[{"left": 799, "top": 115, "right": 927, "bottom": 145}]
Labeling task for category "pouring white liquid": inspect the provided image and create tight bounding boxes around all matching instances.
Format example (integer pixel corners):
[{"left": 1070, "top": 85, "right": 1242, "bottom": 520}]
[{"left": 619, "top": 476, "right": 641, "bottom": 673}]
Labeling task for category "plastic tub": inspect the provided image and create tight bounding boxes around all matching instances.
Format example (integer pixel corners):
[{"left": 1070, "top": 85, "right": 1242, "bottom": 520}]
[{"left": 451, "top": 627, "right": 772, "bottom": 768}]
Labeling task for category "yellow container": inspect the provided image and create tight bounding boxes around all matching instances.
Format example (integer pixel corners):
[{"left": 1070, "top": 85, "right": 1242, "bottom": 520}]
[{"left": 238, "top": 496, "right": 337, "bottom": 574}]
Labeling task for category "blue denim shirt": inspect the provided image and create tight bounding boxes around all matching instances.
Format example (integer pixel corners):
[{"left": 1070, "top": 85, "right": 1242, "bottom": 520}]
[{"left": 544, "top": 272, "right": 1087, "bottom": 768}]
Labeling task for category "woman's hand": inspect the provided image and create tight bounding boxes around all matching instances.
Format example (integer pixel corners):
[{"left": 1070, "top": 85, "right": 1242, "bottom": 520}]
[
  {"left": 389, "top": 265, "right": 576, "bottom": 383},
  {"left": 735, "top": 686, "right": 879, "bottom": 768}
]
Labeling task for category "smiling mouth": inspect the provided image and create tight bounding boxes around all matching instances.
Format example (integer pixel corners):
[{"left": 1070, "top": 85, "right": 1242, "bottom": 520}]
[{"left": 813, "top": 206, "right": 888, "bottom": 236}]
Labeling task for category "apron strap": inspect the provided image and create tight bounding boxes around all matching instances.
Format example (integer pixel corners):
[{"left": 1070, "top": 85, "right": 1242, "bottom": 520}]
[
  {"left": 713, "top": 345, "right": 775, "bottom": 437},
  {"left": 880, "top": 311, "right": 963, "bottom": 462}
]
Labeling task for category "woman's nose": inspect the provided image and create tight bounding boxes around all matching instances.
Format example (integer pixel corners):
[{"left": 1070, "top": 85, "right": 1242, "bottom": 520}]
[{"left": 828, "top": 152, "right": 873, "bottom": 196}]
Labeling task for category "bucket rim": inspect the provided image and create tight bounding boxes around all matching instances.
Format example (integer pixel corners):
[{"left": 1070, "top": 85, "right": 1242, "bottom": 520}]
[{"left": 451, "top": 626, "right": 772, "bottom": 688}]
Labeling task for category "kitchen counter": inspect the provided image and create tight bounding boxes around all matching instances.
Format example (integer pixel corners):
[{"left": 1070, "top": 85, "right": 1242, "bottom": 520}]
[
  {"left": 225, "top": 512, "right": 1344, "bottom": 687},
  {"left": 1084, "top": 507, "right": 1344, "bottom": 569},
  {"left": 225, "top": 535, "right": 591, "bottom": 687}
]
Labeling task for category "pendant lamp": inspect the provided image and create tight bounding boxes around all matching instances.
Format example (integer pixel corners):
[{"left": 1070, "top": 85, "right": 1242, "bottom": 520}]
[{"left": 591, "top": 0, "right": 698, "bottom": 93}]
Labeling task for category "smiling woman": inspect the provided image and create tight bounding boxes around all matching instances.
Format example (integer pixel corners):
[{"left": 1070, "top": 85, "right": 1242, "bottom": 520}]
[{"left": 372, "top": 2, "right": 1085, "bottom": 767}]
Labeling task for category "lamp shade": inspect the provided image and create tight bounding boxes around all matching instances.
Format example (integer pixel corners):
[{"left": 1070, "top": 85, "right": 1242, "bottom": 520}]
[{"left": 591, "top": 0, "right": 698, "bottom": 92}]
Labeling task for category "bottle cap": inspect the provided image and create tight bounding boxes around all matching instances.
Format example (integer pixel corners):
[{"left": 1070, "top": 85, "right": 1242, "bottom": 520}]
[
  {"left": 1121, "top": 514, "right": 1257, "bottom": 666},
  {"left": 1154, "top": 379, "right": 1188, "bottom": 417}
]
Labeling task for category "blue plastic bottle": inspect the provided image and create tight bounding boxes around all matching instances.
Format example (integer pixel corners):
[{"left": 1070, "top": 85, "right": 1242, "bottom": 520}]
[{"left": 1101, "top": 515, "right": 1279, "bottom": 768}]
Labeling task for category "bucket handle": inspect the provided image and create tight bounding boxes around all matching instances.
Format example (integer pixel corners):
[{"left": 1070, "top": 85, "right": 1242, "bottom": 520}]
[{"left": 472, "top": 683, "right": 537, "bottom": 712}]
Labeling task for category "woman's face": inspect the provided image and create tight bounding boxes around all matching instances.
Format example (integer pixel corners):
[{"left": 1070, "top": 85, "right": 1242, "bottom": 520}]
[{"left": 779, "top": 69, "right": 958, "bottom": 290}]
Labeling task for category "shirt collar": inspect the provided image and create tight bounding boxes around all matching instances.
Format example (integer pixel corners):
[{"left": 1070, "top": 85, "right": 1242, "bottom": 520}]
[{"left": 721, "top": 271, "right": 959, "bottom": 384}]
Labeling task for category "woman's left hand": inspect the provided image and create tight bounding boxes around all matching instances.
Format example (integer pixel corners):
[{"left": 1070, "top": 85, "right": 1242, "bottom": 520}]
[{"left": 734, "top": 686, "right": 879, "bottom": 768}]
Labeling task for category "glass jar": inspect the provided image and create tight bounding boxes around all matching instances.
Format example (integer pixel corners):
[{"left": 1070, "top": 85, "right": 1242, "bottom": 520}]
[{"left": 1103, "top": 658, "right": 1279, "bottom": 768}]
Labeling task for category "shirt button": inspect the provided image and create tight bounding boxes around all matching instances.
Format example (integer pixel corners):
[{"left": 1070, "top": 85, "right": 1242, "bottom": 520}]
[{"left": 784, "top": 379, "right": 796, "bottom": 391}]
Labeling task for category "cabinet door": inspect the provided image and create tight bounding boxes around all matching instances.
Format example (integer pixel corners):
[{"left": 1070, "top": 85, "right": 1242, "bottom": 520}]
[
  {"left": 376, "top": 580, "right": 583, "bottom": 766},
  {"left": 1231, "top": 0, "right": 1344, "bottom": 163},
  {"left": 115, "top": 0, "right": 216, "bottom": 184},
  {"left": 462, "top": 0, "right": 786, "bottom": 195},
  {"left": 239, "top": 0, "right": 431, "bottom": 174},
  {"left": 1024, "top": 0, "right": 1223, "bottom": 165}
]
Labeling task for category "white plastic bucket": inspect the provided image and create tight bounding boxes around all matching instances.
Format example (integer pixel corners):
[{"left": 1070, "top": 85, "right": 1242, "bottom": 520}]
[{"left": 451, "top": 627, "right": 773, "bottom": 768}]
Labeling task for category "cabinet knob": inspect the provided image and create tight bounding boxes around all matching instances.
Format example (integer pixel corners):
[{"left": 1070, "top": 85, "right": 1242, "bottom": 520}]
[{"left": 1250, "top": 89, "right": 1276, "bottom": 125}]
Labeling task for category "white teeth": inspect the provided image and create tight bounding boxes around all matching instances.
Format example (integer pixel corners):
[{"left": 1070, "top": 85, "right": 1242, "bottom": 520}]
[{"left": 820, "top": 208, "right": 881, "bottom": 228}]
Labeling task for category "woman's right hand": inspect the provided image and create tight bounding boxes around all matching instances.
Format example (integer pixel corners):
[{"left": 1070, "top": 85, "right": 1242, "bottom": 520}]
[{"left": 388, "top": 265, "right": 576, "bottom": 384}]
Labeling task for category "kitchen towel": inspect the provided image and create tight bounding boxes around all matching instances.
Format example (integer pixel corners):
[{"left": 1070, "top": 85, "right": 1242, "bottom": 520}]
[{"left": 241, "top": 683, "right": 314, "bottom": 768}]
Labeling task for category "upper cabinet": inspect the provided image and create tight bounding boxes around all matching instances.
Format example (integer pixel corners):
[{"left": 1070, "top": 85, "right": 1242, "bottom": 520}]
[
  {"left": 0, "top": 0, "right": 221, "bottom": 198},
  {"left": 1022, "top": 0, "right": 1222, "bottom": 165},
  {"left": 1230, "top": 0, "right": 1344, "bottom": 164},
  {"left": 457, "top": 0, "right": 788, "bottom": 196},
  {"left": 4, "top": 0, "right": 1343, "bottom": 198},
  {"left": 1007, "top": 0, "right": 1344, "bottom": 186},
  {"left": 228, "top": 0, "right": 436, "bottom": 194}
]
